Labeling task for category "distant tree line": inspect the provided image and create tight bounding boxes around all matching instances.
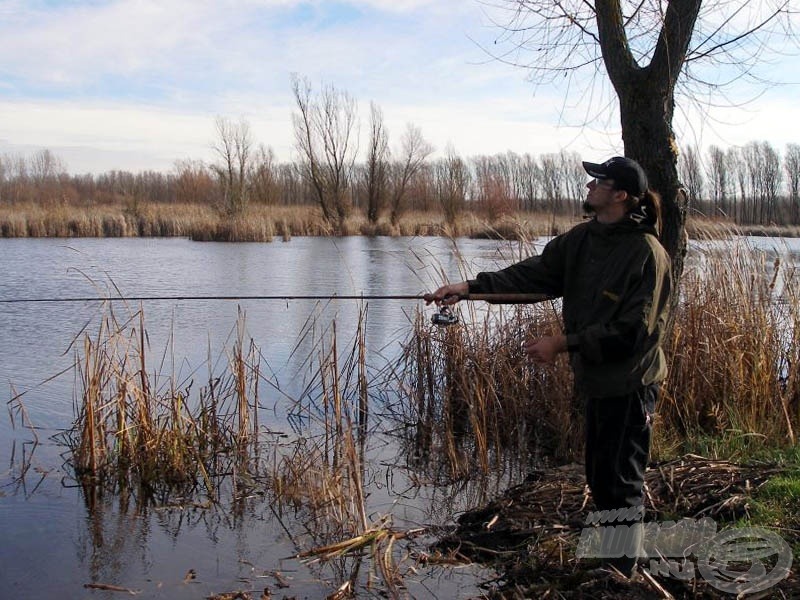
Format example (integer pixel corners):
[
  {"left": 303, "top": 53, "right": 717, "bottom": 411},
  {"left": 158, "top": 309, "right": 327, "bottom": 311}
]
[
  {"left": 680, "top": 141, "right": 800, "bottom": 225},
  {"left": 0, "top": 142, "right": 590, "bottom": 222},
  {"left": 2, "top": 132, "right": 799, "bottom": 229}
]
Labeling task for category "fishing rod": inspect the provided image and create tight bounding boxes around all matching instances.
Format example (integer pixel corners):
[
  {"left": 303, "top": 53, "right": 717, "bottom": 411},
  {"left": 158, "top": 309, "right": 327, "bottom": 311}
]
[
  {"left": 0, "top": 292, "right": 553, "bottom": 325},
  {"left": 0, "top": 293, "right": 551, "bottom": 304}
]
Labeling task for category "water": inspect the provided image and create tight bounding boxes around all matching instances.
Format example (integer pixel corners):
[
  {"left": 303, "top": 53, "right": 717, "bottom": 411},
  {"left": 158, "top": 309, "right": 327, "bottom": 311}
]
[
  {"left": 3, "top": 233, "right": 799, "bottom": 599},
  {"left": 0, "top": 236, "right": 527, "bottom": 599}
]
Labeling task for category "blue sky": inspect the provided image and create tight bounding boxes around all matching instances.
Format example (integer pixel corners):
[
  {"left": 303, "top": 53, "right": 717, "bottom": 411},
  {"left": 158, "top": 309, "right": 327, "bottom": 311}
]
[{"left": 0, "top": 0, "right": 798, "bottom": 174}]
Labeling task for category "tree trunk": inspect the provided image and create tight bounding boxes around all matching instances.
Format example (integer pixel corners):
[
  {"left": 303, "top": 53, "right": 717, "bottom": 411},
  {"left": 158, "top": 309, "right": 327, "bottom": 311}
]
[
  {"left": 595, "top": 0, "right": 701, "bottom": 286},
  {"left": 618, "top": 78, "right": 688, "bottom": 286}
]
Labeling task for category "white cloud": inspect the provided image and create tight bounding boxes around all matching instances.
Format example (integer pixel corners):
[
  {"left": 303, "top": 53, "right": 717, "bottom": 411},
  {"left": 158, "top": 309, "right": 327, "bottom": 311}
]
[{"left": 0, "top": 0, "right": 797, "bottom": 175}]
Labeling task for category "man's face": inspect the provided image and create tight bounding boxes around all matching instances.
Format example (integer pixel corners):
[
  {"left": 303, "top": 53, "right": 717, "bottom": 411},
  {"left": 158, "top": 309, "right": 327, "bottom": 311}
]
[{"left": 582, "top": 177, "right": 618, "bottom": 213}]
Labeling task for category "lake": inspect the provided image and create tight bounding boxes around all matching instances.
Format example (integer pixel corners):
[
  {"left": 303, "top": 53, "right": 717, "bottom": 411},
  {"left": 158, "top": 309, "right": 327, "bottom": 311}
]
[
  {"left": 1, "top": 234, "right": 798, "bottom": 599},
  {"left": 0, "top": 236, "right": 541, "bottom": 599}
]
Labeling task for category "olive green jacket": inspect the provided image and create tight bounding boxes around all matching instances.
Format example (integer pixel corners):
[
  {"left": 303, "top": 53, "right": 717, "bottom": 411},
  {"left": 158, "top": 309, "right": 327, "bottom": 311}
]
[{"left": 468, "top": 217, "right": 672, "bottom": 398}]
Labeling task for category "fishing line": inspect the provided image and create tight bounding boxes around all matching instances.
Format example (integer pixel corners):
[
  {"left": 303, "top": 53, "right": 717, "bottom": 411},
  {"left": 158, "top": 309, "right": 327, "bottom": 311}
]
[{"left": 0, "top": 294, "right": 428, "bottom": 304}]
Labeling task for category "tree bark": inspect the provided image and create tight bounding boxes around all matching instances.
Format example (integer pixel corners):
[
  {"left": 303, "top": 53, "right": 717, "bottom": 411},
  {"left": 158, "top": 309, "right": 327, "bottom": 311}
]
[{"left": 619, "top": 83, "right": 688, "bottom": 284}]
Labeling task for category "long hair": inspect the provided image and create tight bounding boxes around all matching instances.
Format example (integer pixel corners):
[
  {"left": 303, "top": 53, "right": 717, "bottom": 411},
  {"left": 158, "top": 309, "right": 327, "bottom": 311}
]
[{"left": 625, "top": 189, "right": 663, "bottom": 236}]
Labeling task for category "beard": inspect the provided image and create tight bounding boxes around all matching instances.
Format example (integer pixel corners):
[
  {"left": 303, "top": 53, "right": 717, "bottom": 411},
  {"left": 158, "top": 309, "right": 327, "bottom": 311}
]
[{"left": 582, "top": 200, "right": 596, "bottom": 214}]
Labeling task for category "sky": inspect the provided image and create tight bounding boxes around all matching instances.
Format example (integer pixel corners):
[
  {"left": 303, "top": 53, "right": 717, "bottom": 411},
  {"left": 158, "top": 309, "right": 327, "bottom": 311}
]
[{"left": 0, "top": 0, "right": 798, "bottom": 175}]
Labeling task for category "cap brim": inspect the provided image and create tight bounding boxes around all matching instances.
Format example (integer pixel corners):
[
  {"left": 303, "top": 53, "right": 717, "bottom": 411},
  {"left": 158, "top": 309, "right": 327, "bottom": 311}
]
[{"left": 582, "top": 161, "right": 607, "bottom": 178}]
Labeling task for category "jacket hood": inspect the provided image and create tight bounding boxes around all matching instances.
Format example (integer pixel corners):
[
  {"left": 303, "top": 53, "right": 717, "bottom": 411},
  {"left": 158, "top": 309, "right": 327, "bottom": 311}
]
[{"left": 588, "top": 206, "right": 659, "bottom": 238}]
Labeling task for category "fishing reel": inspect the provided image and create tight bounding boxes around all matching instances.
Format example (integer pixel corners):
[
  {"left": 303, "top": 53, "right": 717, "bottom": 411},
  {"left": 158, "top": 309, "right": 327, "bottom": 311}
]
[{"left": 431, "top": 305, "right": 459, "bottom": 327}]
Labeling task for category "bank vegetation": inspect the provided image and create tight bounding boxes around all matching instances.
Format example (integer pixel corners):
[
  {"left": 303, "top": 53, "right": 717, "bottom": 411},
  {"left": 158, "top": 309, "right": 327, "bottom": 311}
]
[{"left": 2, "top": 132, "right": 800, "bottom": 241}]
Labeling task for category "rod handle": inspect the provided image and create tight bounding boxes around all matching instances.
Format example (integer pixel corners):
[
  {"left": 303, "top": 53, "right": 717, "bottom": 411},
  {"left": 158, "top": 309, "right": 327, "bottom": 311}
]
[
  {"left": 463, "top": 293, "right": 553, "bottom": 304},
  {"left": 422, "top": 292, "right": 553, "bottom": 304}
]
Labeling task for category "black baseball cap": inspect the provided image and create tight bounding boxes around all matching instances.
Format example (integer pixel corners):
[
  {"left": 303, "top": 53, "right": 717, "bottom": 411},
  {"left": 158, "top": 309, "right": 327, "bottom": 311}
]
[{"left": 582, "top": 156, "right": 648, "bottom": 198}]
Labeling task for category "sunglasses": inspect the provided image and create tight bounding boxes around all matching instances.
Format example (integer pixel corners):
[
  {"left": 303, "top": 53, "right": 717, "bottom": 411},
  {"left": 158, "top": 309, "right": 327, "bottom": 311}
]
[{"left": 590, "top": 178, "right": 616, "bottom": 189}]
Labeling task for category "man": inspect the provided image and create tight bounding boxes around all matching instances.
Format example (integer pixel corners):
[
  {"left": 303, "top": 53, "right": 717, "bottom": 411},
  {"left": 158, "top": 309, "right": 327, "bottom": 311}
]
[{"left": 426, "top": 156, "right": 672, "bottom": 575}]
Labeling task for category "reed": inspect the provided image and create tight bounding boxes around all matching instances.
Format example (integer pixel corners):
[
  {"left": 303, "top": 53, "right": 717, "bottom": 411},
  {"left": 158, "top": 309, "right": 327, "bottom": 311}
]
[
  {"left": 0, "top": 202, "right": 587, "bottom": 241},
  {"left": 7, "top": 199, "right": 800, "bottom": 241},
  {"left": 263, "top": 307, "right": 420, "bottom": 598},
  {"left": 391, "top": 232, "right": 800, "bottom": 480},
  {"left": 390, "top": 301, "right": 579, "bottom": 481},
  {"left": 268, "top": 310, "right": 371, "bottom": 541},
  {"left": 657, "top": 233, "right": 800, "bottom": 458},
  {"left": 61, "top": 306, "right": 261, "bottom": 505}
]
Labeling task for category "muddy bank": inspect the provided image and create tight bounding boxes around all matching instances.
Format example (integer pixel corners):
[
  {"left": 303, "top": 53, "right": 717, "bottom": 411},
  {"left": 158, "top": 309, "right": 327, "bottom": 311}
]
[{"left": 434, "top": 456, "right": 797, "bottom": 599}]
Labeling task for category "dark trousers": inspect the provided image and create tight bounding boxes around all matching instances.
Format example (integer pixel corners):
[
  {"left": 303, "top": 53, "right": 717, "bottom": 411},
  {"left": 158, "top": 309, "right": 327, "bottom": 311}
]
[{"left": 584, "top": 384, "right": 657, "bottom": 573}]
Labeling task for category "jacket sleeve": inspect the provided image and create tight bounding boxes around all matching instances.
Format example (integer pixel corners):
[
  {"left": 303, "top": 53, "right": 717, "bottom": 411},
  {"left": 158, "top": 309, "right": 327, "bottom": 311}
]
[
  {"left": 569, "top": 245, "right": 671, "bottom": 364},
  {"left": 467, "top": 235, "right": 566, "bottom": 297}
]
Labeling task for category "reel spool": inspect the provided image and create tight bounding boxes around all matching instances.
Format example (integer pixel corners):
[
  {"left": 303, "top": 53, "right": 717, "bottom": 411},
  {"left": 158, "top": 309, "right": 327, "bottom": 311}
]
[{"left": 431, "top": 306, "right": 458, "bottom": 326}]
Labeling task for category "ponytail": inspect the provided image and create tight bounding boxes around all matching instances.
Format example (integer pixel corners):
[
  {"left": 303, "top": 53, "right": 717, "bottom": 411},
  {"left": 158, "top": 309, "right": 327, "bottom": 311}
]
[
  {"left": 641, "top": 190, "right": 662, "bottom": 237},
  {"left": 625, "top": 189, "right": 662, "bottom": 235}
]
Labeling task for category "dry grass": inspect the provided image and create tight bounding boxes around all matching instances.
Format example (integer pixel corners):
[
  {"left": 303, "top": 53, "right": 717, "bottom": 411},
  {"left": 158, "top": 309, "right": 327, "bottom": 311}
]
[
  {"left": 6, "top": 200, "right": 800, "bottom": 241},
  {"left": 436, "top": 455, "right": 797, "bottom": 599},
  {"left": 390, "top": 233, "right": 800, "bottom": 480},
  {"left": 656, "top": 234, "right": 800, "bottom": 458},
  {"left": 0, "top": 202, "right": 583, "bottom": 241},
  {"left": 59, "top": 300, "right": 422, "bottom": 596},
  {"left": 686, "top": 215, "right": 800, "bottom": 239},
  {"left": 390, "top": 300, "right": 579, "bottom": 483},
  {"left": 60, "top": 306, "right": 261, "bottom": 506},
  {"left": 260, "top": 307, "right": 431, "bottom": 599}
]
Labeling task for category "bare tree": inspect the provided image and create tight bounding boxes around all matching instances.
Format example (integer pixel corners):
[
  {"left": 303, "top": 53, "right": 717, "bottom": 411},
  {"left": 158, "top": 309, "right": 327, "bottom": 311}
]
[
  {"left": 211, "top": 116, "right": 253, "bottom": 215},
  {"left": 728, "top": 147, "right": 749, "bottom": 223},
  {"left": 388, "top": 123, "right": 434, "bottom": 226},
  {"left": 539, "top": 153, "right": 564, "bottom": 208},
  {"left": 561, "top": 150, "right": 587, "bottom": 216},
  {"left": 472, "top": 154, "right": 513, "bottom": 220},
  {"left": 291, "top": 75, "right": 359, "bottom": 231},
  {"left": 489, "top": 0, "right": 796, "bottom": 279},
  {"left": 761, "top": 142, "right": 783, "bottom": 224},
  {"left": 786, "top": 143, "right": 800, "bottom": 224},
  {"left": 706, "top": 145, "right": 729, "bottom": 218},
  {"left": 29, "top": 149, "right": 66, "bottom": 184},
  {"left": 365, "top": 102, "right": 389, "bottom": 225},
  {"left": 517, "top": 153, "right": 542, "bottom": 211},
  {"left": 250, "top": 145, "right": 280, "bottom": 205},
  {"left": 678, "top": 144, "right": 705, "bottom": 212},
  {"left": 435, "top": 146, "right": 470, "bottom": 225},
  {"left": 175, "top": 159, "right": 217, "bottom": 205},
  {"left": 27, "top": 149, "right": 68, "bottom": 203}
]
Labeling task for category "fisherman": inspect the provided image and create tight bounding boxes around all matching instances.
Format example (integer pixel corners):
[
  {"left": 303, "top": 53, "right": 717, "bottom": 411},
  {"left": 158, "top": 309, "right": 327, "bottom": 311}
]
[{"left": 426, "top": 156, "right": 672, "bottom": 576}]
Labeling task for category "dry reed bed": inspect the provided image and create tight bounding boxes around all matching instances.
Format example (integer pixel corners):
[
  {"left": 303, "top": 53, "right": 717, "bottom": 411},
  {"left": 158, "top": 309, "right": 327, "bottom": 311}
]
[
  {"left": 262, "top": 312, "right": 422, "bottom": 599},
  {"left": 5, "top": 199, "right": 800, "bottom": 242},
  {"left": 390, "top": 301, "right": 579, "bottom": 484},
  {"left": 0, "top": 202, "right": 582, "bottom": 240},
  {"left": 61, "top": 307, "right": 262, "bottom": 506},
  {"left": 60, "top": 302, "right": 414, "bottom": 597},
  {"left": 659, "top": 237, "right": 800, "bottom": 456}
]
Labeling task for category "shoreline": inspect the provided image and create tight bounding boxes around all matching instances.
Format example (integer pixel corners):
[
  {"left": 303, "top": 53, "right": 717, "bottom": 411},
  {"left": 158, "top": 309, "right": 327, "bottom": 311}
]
[{"left": 2, "top": 202, "right": 799, "bottom": 241}]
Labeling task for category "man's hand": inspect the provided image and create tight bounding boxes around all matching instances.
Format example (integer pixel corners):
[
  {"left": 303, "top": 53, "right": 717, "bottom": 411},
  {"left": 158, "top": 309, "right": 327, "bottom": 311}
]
[
  {"left": 424, "top": 281, "right": 469, "bottom": 305},
  {"left": 525, "top": 335, "right": 567, "bottom": 364}
]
